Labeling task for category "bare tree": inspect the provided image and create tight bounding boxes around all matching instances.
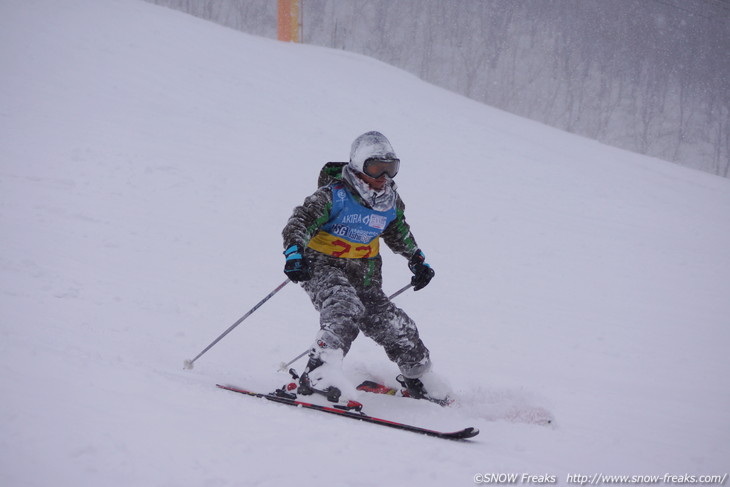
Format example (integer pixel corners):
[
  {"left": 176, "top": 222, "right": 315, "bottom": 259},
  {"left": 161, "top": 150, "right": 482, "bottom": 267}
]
[{"left": 144, "top": 0, "right": 730, "bottom": 178}]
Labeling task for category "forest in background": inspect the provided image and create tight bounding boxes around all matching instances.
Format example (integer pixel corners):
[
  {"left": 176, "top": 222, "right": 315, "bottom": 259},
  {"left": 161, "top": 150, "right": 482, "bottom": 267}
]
[{"left": 146, "top": 0, "right": 730, "bottom": 177}]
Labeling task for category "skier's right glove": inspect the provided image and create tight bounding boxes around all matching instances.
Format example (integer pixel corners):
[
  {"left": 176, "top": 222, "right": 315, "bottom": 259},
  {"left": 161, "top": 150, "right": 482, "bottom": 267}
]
[
  {"left": 408, "top": 249, "right": 435, "bottom": 291},
  {"left": 284, "top": 244, "right": 312, "bottom": 282}
]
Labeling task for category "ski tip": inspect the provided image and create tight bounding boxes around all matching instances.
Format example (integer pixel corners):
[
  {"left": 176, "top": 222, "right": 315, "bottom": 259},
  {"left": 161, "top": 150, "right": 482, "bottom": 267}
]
[
  {"left": 439, "top": 426, "right": 479, "bottom": 440},
  {"left": 460, "top": 427, "right": 480, "bottom": 439}
]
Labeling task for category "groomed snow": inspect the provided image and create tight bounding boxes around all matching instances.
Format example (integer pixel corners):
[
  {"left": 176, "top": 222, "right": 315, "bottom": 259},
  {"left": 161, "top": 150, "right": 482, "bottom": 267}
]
[{"left": 1, "top": 0, "right": 729, "bottom": 485}]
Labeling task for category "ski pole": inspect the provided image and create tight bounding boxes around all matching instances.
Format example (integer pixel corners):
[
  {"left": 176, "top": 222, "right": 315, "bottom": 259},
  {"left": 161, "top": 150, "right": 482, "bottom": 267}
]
[
  {"left": 277, "top": 282, "right": 415, "bottom": 371},
  {"left": 387, "top": 282, "right": 414, "bottom": 300},
  {"left": 278, "top": 349, "right": 310, "bottom": 372},
  {"left": 184, "top": 279, "right": 291, "bottom": 370}
]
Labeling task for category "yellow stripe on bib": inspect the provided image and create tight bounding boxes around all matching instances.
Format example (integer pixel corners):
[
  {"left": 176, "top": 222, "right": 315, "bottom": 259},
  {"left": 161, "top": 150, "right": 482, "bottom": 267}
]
[{"left": 308, "top": 231, "right": 380, "bottom": 258}]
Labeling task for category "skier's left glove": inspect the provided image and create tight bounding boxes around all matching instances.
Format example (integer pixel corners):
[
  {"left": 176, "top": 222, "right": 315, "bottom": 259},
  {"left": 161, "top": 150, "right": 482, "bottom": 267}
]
[
  {"left": 408, "top": 249, "right": 435, "bottom": 291},
  {"left": 284, "top": 244, "right": 312, "bottom": 282}
]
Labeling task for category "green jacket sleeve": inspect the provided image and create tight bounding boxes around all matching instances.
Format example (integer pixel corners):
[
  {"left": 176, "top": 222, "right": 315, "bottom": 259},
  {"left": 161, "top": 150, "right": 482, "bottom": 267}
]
[
  {"left": 282, "top": 186, "right": 333, "bottom": 250},
  {"left": 381, "top": 195, "right": 419, "bottom": 258}
]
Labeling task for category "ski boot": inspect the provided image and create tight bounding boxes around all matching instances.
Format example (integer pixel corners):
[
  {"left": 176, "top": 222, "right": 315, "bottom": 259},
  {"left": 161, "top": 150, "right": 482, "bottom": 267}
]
[
  {"left": 396, "top": 374, "right": 428, "bottom": 399},
  {"left": 294, "top": 357, "right": 342, "bottom": 403},
  {"left": 396, "top": 374, "right": 453, "bottom": 406}
]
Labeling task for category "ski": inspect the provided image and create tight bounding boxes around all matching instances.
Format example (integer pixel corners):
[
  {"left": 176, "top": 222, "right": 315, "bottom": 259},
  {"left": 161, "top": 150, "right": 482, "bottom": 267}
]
[
  {"left": 216, "top": 384, "right": 479, "bottom": 440},
  {"left": 357, "top": 381, "right": 553, "bottom": 425},
  {"left": 356, "top": 380, "right": 454, "bottom": 407}
]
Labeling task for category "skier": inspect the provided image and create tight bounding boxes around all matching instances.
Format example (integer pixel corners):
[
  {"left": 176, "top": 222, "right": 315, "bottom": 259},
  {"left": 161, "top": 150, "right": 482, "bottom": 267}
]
[{"left": 282, "top": 131, "right": 437, "bottom": 402}]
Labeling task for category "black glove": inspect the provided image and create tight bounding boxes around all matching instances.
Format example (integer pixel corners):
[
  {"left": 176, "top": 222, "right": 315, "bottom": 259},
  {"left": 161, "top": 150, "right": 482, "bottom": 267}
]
[
  {"left": 408, "top": 249, "right": 435, "bottom": 291},
  {"left": 284, "top": 245, "right": 312, "bottom": 282}
]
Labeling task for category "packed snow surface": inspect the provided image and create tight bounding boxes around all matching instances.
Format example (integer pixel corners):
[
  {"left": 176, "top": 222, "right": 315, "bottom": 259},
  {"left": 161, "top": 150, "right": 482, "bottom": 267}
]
[{"left": 1, "top": 0, "right": 729, "bottom": 485}]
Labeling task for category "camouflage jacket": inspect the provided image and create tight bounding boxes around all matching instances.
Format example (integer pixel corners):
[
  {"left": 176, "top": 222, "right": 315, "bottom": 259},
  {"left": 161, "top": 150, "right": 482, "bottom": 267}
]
[{"left": 282, "top": 162, "right": 419, "bottom": 259}]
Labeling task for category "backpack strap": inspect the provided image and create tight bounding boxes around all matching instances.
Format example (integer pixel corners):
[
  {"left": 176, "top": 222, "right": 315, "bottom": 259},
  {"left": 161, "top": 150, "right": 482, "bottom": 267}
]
[{"left": 318, "top": 162, "right": 348, "bottom": 188}]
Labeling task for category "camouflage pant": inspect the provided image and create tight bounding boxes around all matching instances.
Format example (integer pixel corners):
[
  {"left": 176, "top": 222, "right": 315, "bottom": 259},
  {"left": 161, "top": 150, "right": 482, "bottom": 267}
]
[{"left": 301, "top": 249, "right": 431, "bottom": 379}]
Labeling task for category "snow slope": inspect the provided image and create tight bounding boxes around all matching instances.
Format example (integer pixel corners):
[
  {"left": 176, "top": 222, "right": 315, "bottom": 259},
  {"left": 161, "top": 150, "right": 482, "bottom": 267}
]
[{"left": 1, "top": 0, "right": 729, "bottom": 485}]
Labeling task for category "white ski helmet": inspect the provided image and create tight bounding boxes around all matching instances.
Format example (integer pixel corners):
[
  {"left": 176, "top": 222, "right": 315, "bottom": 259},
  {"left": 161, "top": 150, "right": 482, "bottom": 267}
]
[{"left": 349, "top": 131, "right": 400, "bottom": 178}]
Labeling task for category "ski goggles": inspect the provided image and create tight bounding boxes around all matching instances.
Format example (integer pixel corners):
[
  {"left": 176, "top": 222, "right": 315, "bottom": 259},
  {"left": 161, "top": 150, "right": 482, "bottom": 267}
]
[{"left": 362, "top": 157, "right": 400, "bottom": 179}]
